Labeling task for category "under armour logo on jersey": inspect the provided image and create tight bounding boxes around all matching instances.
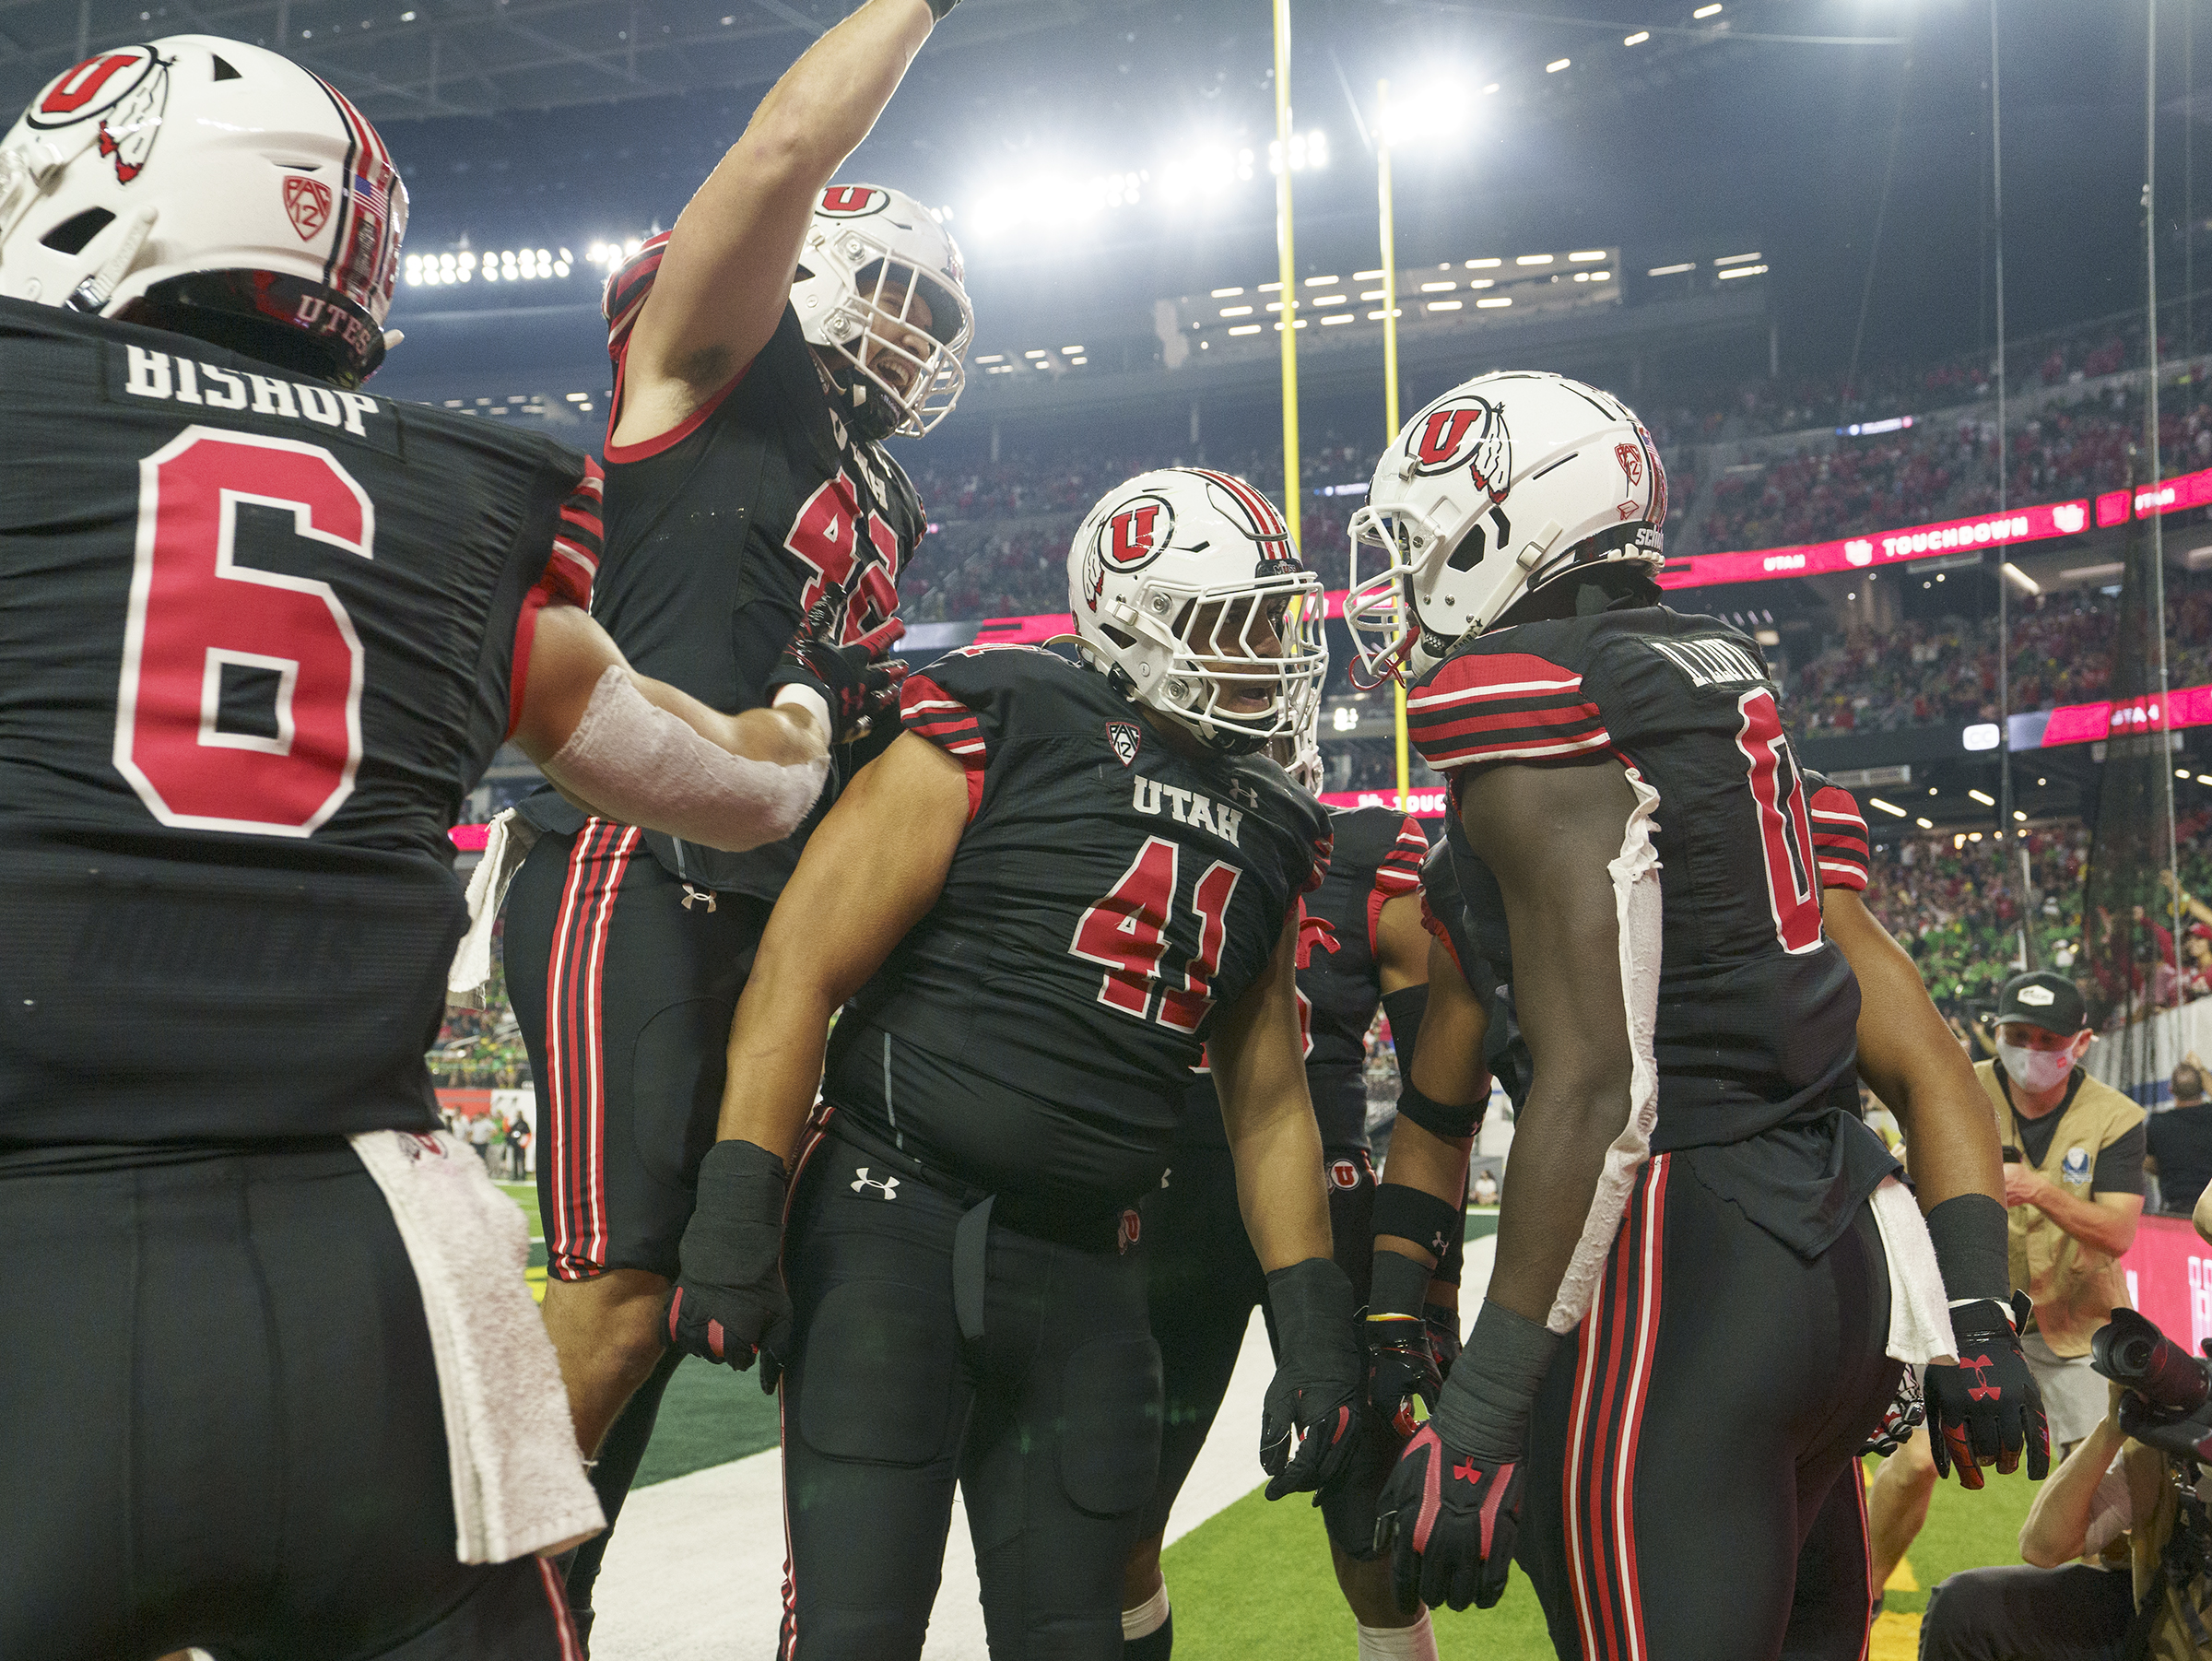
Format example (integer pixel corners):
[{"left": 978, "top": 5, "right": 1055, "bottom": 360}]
[
  {"left": 1107, "top": 721, "right": 1142, "bottom": 767},
  {"left": 851, "top": 1167, "right": 900, "bottom": 1200},
  {"left": 681, "top": 885, "right": 716, "bottom": 913}
]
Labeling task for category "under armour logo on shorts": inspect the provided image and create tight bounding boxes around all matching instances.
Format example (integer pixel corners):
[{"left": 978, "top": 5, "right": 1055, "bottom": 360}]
[{"left": 851, "top": 1167, "right": 900, "bottom": 1200}]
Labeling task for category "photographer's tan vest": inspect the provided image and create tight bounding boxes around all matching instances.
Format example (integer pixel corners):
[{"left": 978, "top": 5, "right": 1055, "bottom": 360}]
[{"left": 1979, "top": 1059, "right": 2144, "bottom": 1356}]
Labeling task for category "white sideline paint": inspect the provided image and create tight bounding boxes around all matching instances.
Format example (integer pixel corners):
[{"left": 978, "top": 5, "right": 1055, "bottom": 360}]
[{"left": 590, "top": 1311, "right": 1274, "bottom": 1661}]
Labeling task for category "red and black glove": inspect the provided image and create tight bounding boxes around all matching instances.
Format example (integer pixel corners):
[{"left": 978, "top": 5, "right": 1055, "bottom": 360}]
[
  {"left": 1425, "top": 1304, "right": 1464, "bottom": 1383},
  {"left": 1926, "top": 1292, "right": 2050, "bottom": 1486},
  {"left": 1260, "top": 1258, "right": 1367, "bottom": 1502},
  {"left": 1378, "top": 1424, "right": 1526, "bottom": 1612},
  {"left": 665, "top": 1139, "right": 794, "bottom": 1392},
  {"left": 767, "top": 574, "right": 907, "bottom": 743},
  {"left": 1364, "top": 1249, "right": 1444, "bottom": 1439}
]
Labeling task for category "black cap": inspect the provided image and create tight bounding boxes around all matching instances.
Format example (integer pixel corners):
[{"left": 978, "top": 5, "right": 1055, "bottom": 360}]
[{"left": 1994, "top": 971, "right": 2088, "bottom": 1036}]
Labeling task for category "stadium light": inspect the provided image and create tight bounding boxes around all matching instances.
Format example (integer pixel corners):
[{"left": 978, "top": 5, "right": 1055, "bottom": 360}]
[
  {"left": 1546, "top": 58, "right": 1571, "bottom": 73},
  {"left": 1868, "top": 797, "right": 1908, "bottom": 818},
  {"left": 1968, "top": 788, "right": 1996, "bottom": 806},
  {"left": 1624, "top": 30, "right": 1651, "bottom": 45},
  {"left": 1380, "top": 79, "right": 1474, "bottom": 149},
  {"left": 1267, "top": 130, "right": 1330, "bottom": 174}
]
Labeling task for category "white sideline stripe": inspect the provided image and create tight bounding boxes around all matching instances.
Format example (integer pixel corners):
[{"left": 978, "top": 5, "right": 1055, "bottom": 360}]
[{"left": 588, "top": 1311, "right": 1278, "bottom": 1661}]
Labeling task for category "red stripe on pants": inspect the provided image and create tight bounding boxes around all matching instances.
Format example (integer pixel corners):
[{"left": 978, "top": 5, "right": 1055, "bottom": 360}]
[
  {"left": 542, "top": 820, "right": 639, "bottom": 1280},
  {"left": 1564, "top": 1154, "right": 1671, "bottom": 1661}
]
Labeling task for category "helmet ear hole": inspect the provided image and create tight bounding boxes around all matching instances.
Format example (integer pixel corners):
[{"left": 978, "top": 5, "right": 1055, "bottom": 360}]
[
  {"left": 41, "top": 207, "right": 113, "bottom": 255},
  {"left": 1444, "top": 524, "right": 1486, "bottom": 573}
]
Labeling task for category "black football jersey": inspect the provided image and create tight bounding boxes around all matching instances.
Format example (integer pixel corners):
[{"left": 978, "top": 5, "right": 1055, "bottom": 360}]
[
  {"left": 1179, "top": 805, "right": 1426, "bottom": 1152},
  {"left": 0, "top": 299, "right": 602, "bottom": 1141},
  {"left": 558, "top": 236, "right": 925, "bottom": 898},
  {"left": 1407, "top": 603, "right": 1862, "bottom": 1151},
  {"left": 820, "top": 646, "right": 1333, "bottom": 1212}
]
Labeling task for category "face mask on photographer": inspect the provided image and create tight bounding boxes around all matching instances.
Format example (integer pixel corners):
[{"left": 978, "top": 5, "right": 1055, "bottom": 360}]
[{"left": 1997, "top": 1037, "right": 2081, "bottom": 1095}]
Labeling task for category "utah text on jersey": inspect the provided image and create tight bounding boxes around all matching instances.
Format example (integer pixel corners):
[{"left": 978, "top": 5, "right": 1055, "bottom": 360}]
[
  {"left": 1132, "top": 775, "right": 1245, "bottom": 847},
  {"left": 1647, "top": 634, "right": 1768, "bottom": 689}
]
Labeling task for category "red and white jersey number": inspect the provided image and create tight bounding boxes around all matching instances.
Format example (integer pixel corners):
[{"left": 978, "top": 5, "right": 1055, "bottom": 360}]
[
  {"left": 1734, "top": 688, "right": 1822, "bottom": 953},
  {"left": 114, "top": 428, "right": 373, "bottom": 837},
  {"left": 785, "top": 471, "right": 903, "bottom": 645},
  {"left": 1070, "top": 835, "right": 1243, "bottom": 1031}
]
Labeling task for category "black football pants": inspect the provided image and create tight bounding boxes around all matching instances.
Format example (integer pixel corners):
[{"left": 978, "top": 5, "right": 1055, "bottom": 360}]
[
  {"left": 0, "top": 1141, "right": 575, "bottom": 1661},
  {"left": 777, "top": 1123, "right": 1162, "bottom": 1660},
  {"left": 1918, "top": 1563, "right": 2133, "bottom": 1659},
  {"left": 1513, "top": 1149, "right": 1900, "bottom": 1661}
]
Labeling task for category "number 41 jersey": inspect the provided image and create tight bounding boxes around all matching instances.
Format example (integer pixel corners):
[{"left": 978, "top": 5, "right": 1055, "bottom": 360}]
[
  {"left": 823, "top": 645, "right": 1333, "bottom": 1214},
  {"left": 0, "top": 300, "right": 600, "bottom": 1142},
  {"left": 1407, "top": 603, "right": 1861, "bottom": 1151}
]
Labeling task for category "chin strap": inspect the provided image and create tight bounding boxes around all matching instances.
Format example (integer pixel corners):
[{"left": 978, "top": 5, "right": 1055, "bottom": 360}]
[{"left": 66, "top": 205, "right": 157, "bottom": 314}]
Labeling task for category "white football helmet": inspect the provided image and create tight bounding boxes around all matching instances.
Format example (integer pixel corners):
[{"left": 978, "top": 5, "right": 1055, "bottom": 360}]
[
  {"left": 0, "top": 36, "right": 406, "bottom": 387},
  {"left": 1069, "top": 468, "right": 1328, "bottom": 757},
  {"left": 1345, "top": 371, "right": 1667, "bottom": 685},
  {"left": 793, "top": 183, "right": 972, "bottom": 440}
]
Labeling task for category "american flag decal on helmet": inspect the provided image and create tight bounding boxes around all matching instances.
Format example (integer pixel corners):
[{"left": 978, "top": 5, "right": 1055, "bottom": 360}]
[{"left": 310, "top": 74, "right": 401, "bottom": 309}]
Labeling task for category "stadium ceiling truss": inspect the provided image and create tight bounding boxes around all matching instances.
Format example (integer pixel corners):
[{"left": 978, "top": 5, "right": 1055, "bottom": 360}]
[{"left": 0, "top": 0, "right": 1120, "bottom": 123}]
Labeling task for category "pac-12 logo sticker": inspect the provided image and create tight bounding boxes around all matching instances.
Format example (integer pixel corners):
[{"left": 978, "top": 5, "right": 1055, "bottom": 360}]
[
  {"left": 284, "top": 176, "right": 334, "bottom": 241},
  {"left": 1106, "top": 721, "right": 1143, "bottom": 767},
  {"left": 818, "top": 184, "right": 889, "bottom": 218},
  {"left": 29, "top": 45, "right": 172, "bottom": 184},
  {"left": 1408, "top": 395, "right": 1512, "bottom": 502},
  {"left": 1614, "top": 442, "right": 1643, "bottom": 490}
]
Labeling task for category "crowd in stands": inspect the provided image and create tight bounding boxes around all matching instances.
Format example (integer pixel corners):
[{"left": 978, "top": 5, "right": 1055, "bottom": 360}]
[
  {"left": 1862, "top": 807, "right": 2212, "bottom": 1022},
  {"left": 1785, "top": 573, "right": 2212, "bottom": 737},
  {"left": 428, "top": 944, "right": 530, "bottom": 1089}
]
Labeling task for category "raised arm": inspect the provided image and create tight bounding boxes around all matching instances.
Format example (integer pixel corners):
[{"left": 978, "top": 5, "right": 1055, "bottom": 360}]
[
  {"left": 664, "top": 731, "right": 967, "bottom": 1381},
  {"left": 1211, "top": 913, "right": 1367, "bottom": 1502},
  {"left": 616, "top": 0, "right": 940, "bottom": 445}
]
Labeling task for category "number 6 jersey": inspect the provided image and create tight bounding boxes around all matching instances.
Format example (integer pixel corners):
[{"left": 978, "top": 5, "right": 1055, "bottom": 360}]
[
  {"left": 1406, "top": 602, "right": 1861, "bottom": 1151},
  {"left": 0, "top": 300, "right": 601, "bottom": 1141},
  {"left": 823, "top": 645, "right": 1333, "bottom": 1214}
]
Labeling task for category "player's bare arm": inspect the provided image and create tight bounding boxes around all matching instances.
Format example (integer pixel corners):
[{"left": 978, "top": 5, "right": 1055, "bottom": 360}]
[
  {"left": 508, "top": 599, "right": 829, "bottom": 849},
  {"left": 1375, "top": 933, "right": 1488, "bottom": 1269},
  {"left": 717, "top": 729, "right": 968, "bottom": 1162},
  {"left": 1820, "top": 884, "right": 2052, "bottom": 1484},
  {"left": 1211, "top": 912, "right": 1335, "bottom": 1273},
  {"left": 1210, "top": 907, "right": 1373, "bottom": 1501},
  {"left": 1458, "top": 760, "right": 1642, "bottom": 1323},
  {"left": 1375, "top": 890, "right": 1431, "bottom": 995},
  {"left": 616, "top": 0, "right": 939, "bottom": 445},
  {"left": 1824, "top": 887, "right": 2005, "bottom": 1214},
  {"left": 664, "top": 730, "right": 966, "bottom": 1380}
]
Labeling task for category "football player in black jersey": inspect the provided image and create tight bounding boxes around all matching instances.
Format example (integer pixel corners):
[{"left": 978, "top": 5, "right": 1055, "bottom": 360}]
[
  {"left": 494, "top": 0, "right": 972, "bottom": 1631},
  {"left": 0, "top": 38, "right": 858, "bottom": 1661},
  {"left": 666, "top": 467, "right": 1361, "bottom": 1658},
  {"left": 1118, "top": 711, "right": 1438, "bottom": 1661},
  {"left": 1341, "top": 371, "right": 2043, "bottom": 1656}
]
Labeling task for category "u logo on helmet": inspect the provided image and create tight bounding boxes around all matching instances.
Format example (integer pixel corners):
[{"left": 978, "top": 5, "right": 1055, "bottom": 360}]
[
  {"left": 818, "top": 185, "right": 890, "bottom": 218},
  {"left": 1409, "top": 395, "right": 1512, "bottom": 502},
  {"left": 1104, "top": 499, "right": 1173, "bottom": 571},
  {"left": 31, "top": 45, "right": 171, "bottom": 185}
]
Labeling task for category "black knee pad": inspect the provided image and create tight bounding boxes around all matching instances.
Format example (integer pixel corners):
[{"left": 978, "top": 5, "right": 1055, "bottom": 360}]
[
  {"left": 1057, "top": 1333, "right": 1164, "bottom": 1516},
  {"left": 796, "top": 1281, "right": 959, "bottom": 1465}
]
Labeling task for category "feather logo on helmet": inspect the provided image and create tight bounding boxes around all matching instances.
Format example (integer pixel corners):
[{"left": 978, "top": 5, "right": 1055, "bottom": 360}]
[
  {"left": 1408, "top": 395, "right": 1512, "bottom": 502},
  {"left": 30, "top": 46, "right": 171, "bottom": 184}
]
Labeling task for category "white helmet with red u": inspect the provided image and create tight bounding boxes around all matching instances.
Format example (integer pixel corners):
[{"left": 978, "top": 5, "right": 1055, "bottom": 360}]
[
  {"left": 1345, "top": 371, "right": 1667, "bottom": 685},
  {"left": 0, "top": 36, "right": 406, "bottom": 387},
  {"left": 792, "top": 183, "right": 972, "bottom": 441},
  {"left": 1068, "top": 467, "right": 1329, "bottom": 757}
]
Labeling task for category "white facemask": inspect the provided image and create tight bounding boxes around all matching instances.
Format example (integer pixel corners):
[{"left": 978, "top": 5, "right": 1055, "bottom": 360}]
[{"left": 1998, "top": 1041, "right": 2077, "bottom": 1095}]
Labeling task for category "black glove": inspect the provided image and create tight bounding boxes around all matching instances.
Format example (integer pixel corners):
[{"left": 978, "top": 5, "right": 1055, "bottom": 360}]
[
  {"left": 1925, "top": 1292, "right": 2050, "bottom": 1486},
  {"left": 666, "top": 1139, "right": 794, "bottom": 1391},
  {"left": 767, "top": 575, "right": 907, "bottom": 743},
  {"left": 1379, "top": 1423, "right": 1526, "bottom": 1612},
  {"left": 2118, "top": 1385, "right": 2212, "bottom": 1464},
  {"left": 1425, "top": 1303, "right": 1464, "bottom": 1383},
  {"left": 1375, "top": 1298, "right": 1556, "bottom": 1613},
  {"left": 1364, "top": 1249, "right": 1443, "bottom": 1440},
  {"left": 1260, "top": 1257, "right": 1367, "bottom": 1502}
]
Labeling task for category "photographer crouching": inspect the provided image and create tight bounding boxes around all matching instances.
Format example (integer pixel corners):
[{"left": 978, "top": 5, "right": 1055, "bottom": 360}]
[{"left": 1920, "top": 1300, "right": 2212, "bottom": 1657}]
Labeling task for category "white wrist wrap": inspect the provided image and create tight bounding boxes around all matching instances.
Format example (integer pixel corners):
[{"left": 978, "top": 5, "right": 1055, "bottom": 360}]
[
  {"left": 545, "top": 667, "right": 828, "bottom": 852},
  {"left": 771, "top": 681, "right": 832, "bottom": 744}
]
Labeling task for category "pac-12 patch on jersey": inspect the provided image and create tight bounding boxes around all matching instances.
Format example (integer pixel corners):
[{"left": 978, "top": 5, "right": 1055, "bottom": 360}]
[{"left": 1108, "top": 720, "right": 1143, "bottom": 767}]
